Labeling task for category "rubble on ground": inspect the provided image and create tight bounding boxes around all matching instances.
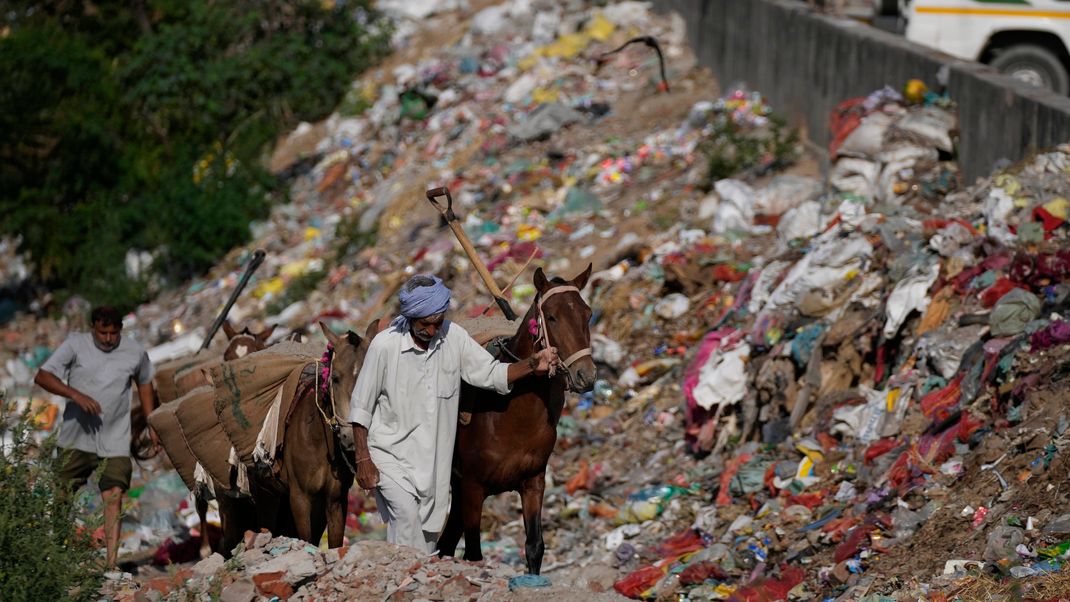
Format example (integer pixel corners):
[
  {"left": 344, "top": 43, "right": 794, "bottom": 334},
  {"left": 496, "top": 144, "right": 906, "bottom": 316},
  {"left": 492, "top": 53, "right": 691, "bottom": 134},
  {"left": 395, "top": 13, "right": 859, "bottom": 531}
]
[{"left": 101, "top": 533, "right": 626, "bottom": 602}]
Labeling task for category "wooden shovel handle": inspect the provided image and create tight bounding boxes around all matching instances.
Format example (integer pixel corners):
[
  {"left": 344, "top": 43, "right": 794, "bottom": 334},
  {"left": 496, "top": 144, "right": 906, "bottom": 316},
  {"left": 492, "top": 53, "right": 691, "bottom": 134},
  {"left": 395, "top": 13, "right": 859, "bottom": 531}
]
[{"left": 425, "top": 186, "right": 518, "bottom": 320}]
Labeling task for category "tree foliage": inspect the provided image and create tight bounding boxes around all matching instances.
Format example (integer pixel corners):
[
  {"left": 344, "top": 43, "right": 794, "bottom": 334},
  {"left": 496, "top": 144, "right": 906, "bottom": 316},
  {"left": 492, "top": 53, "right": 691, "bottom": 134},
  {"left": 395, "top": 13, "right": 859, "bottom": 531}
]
[{"left": 0, "top": 0, "right": 391, "bottom": 308}]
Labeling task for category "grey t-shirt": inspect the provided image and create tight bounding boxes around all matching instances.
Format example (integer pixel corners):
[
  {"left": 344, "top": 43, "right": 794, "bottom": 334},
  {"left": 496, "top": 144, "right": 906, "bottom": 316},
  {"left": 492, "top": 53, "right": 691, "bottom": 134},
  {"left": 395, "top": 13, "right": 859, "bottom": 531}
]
[{"left": 40, "top": 332, "right": 155, "bottom": 457}]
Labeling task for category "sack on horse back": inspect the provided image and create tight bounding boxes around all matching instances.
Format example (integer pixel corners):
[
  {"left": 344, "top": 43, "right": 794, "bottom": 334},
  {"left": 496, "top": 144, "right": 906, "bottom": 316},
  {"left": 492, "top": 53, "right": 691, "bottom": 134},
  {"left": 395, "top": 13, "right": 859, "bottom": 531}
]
[
  {"left": 147, "top": 394, "right": 201, "bottom": 491},
  {"left": 154, "top": 349, "right": 221, "bottom": 404},
  {"left": 149, "top": 384, "right": 237, "bottom": 497},
  {"left": 452, "top": 315, "right": 519, "bottom": 425},
  {"left": 172, "top": 359, "right": 218, "bottom": 400},
  {"left": 210, "top": 341, "right": 323, "bottom": 467},
  {"left": 173, "top": 385, "right": 238, "bottom": 492}
]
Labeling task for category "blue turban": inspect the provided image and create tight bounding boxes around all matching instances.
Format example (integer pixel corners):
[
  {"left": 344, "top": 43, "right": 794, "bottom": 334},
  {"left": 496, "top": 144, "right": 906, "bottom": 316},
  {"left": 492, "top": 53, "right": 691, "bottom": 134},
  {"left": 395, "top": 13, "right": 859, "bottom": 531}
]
[{"left": 390, "top": 275, "right": 452, "bottom": 331}]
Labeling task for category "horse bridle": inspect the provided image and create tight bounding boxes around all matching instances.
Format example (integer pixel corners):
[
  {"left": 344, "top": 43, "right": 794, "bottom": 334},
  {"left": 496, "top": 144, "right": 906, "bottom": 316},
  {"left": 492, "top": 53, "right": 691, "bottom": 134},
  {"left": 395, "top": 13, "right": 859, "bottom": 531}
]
[
  {"left": 533, "top": 285, "right": 592, "bottom": 382},
  {"left": 313, "top": 344, "right": 359, "bottom": 474}
]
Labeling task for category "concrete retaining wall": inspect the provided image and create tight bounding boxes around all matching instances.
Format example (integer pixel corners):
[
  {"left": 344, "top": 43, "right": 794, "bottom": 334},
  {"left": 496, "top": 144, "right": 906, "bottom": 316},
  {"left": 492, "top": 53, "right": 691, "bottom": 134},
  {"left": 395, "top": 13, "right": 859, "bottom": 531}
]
[{"left": 656, "top": 0, "right": 1070, "bottom": 181}]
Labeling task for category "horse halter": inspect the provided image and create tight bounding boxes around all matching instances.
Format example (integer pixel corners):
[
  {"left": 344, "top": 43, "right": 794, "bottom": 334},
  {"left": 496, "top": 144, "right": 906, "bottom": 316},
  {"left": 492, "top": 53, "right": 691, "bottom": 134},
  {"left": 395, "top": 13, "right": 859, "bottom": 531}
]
[
  {"left": 314, "top": 343, "right": 359, "bottom": 474},
  {"left": 532, "top": 285, "right": 592, "bottom": 378}
]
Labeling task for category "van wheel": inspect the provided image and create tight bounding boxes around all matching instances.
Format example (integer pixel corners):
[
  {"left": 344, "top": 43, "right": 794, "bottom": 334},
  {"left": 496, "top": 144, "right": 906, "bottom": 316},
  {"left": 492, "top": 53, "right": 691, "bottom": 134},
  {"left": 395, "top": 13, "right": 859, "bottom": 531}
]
[
  {"left": 989, "top": 44, "right": 1070, "bottom": 96},
  {"left": 874, "top": 0, "right": 898, "bottom": 16}
]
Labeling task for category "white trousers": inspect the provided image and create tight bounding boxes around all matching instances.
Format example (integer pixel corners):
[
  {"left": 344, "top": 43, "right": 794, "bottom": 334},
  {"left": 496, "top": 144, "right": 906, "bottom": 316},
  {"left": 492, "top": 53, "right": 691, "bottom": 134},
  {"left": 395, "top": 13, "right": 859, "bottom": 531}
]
[{"left": 374, "top": 472, "right": 439, "bottom": 553}]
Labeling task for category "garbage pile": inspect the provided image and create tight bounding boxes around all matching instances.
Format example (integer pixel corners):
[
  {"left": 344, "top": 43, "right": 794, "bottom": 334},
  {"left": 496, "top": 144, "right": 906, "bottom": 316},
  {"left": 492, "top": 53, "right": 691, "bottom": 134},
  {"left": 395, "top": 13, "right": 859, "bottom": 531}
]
[{"left": 5, "top": 0, "right": 1070, "bottom": 600}]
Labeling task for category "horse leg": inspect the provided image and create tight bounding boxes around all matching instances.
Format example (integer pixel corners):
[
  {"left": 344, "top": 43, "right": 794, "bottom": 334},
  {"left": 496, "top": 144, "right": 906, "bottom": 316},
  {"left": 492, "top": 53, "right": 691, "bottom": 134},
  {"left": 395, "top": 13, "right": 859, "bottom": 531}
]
[
  {"left": 326, "top": 490, "right": 348, "bottom": 549},
  {"left": 309, "top": 491, "right": 328, "bottom": 546},
  {"left": 520, "top": 475, "right": 547, "bottom": 575},
  {"left": 218, "top": 495, "right": 250, "bottom": 557},
  {"left": 195, "top": 494, "right": 213, "bottom": 557},
  {"left": 289, "top": 487, "right": 315, "bottom": 544},
  {"left": 436, "top": 500, "right": 463, "bottom": 558},
  {"left": 460, "top": 480, "right": 486, "bottom": 563}
]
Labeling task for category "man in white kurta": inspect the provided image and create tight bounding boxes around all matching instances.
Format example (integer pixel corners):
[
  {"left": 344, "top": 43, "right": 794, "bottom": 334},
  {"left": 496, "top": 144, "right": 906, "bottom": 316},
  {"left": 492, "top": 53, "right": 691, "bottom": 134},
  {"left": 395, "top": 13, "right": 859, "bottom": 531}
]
[{"left": 349, "top": 275, "right": 556, "bottom": 552}]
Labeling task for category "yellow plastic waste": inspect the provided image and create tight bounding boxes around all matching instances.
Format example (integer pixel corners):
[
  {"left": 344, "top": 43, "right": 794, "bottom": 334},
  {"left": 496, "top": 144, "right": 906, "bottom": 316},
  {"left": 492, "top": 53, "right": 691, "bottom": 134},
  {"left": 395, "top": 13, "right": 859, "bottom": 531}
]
[
  {"left": 886, "top": 388, "right": 902, "bottom": 412},
  {"left": 615, "top": 500, "right": 660, "bottom": 524},
  {"left": 542, "top": 32, "right": 589, "bottom": 58},
  {"left": 795, "top": 441, "right": 824, "bottom": 464},
  {"left": 517, "top": 224, "right": 543, "bottom": 241},
  {"left": 586, "top": 13, "right": 615, "bottom": 41},
  {"left": 1043, "top": 197, "right": 1070, "bottom": 220},
  {"left": 304, "top": 227, "right": 321, "bottom": 241},
  {"left": 531, "top": 87, "right": 559, "bottom": 104},
  {"left": 904, "top": 79, "right": 928, "bottom": 103},
  {"left": 280, "top": 260, "right": 310, "bottom": 278},
  {"left": 994, "top": 174, "right": 1021, "bottom": 195},
  {"left": 253, "top": 277, "right": 285, "bottom": 298},
  {"left": 528, "top": 13, "right": 616, "bottom": 60},
  {"left": 710, "top": 584, "right": 737, "bottom": 600}
]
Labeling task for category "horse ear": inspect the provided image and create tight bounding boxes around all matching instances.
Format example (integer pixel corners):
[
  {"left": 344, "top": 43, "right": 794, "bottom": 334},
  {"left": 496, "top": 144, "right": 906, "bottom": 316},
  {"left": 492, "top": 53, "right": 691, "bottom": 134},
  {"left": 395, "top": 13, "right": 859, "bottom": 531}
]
[
  {"left": 345, "top": 330, "right": 362, "bottom": 348},
  {"left": 222, "top": 320, "right": 238, "bottom": 340},
  {"left": 365, "top": 319, "right": 382, "bottom": 341},
  {"left": 572, "top": 263, "right": 593, "bottom": 290},
  {"left": 319, "top": 321, "right": 342, "bottom": 347},
  {"left": 534, "top": 267, "right": 549, "bottom": 292},
  {"left": 257, "top": 324, "right": 277, "bottom": 343}
]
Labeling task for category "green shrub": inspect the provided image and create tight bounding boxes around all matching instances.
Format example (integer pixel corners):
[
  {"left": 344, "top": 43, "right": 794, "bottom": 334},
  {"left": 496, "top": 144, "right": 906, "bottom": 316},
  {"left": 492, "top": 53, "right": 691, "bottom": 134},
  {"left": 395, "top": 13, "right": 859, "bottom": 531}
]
[
  {"left": 0, "top": 393, "right": 105, "bottom": 601},
  {"left": 698, "top": 115, "right": 800, "bottom": 189}
]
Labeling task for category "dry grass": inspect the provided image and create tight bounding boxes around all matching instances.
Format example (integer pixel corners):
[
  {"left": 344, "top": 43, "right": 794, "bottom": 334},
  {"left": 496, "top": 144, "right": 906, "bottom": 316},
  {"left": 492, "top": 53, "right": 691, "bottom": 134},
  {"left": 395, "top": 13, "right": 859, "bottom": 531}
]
[{"left": 948, "top": 567, "right": 1070, "bottom": 601}]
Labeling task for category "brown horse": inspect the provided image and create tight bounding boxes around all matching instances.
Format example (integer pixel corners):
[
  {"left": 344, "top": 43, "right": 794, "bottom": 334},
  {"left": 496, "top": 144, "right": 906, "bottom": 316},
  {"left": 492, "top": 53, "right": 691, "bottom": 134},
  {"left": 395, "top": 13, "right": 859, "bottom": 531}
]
[
  {"left": 221, "top": 320, "right": 277, "bottom": 360},
  {"left": 437, "top": 265, "right": 597, "bottom": 574},
  {"left": 243, "top": 321, "right": 372, "bottom": 548}
]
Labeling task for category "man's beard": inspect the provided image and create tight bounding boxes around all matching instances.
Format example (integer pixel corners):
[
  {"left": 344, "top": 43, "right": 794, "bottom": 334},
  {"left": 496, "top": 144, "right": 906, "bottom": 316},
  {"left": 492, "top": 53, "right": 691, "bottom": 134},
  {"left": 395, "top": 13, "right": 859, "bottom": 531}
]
[{"left": 94, "top": 338, "right": 120, "bottom": 352}]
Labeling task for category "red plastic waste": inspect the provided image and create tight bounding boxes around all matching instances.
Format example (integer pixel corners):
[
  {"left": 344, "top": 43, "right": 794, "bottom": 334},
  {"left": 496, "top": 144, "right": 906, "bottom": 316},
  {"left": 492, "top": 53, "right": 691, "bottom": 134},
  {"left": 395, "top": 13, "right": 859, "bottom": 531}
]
[
  {"left": 678, "top": 561, "right": 728, "bottom": 585},
  {"left": 655, "top": 528, "right": 706, "bottom": 558},
  {"left": 712, "top": 263, "right": 748, "bottom": 283},
  {"left": 834, "top": 526, "right": 869, "bottom": 562},
  {"left": 153, "top": 536, "right": 202, "bottom": 566},
  {"left": 980, "top": 277, "right": 1026, "bottom": 308},
  {"left": 717, "top": 453, "right": 752, "bottom": 506},
  {"left": 919, "top": 374, "right": 964, "bottom": 421},
  {"left": 863, "top": 438, "right": 902, "bottom": 465},
  {"left": 729, "top": 565, "right": 805, "bottom": 602},
  {"left": 613, "top": 565, "right": 666, "bottom": 599}
]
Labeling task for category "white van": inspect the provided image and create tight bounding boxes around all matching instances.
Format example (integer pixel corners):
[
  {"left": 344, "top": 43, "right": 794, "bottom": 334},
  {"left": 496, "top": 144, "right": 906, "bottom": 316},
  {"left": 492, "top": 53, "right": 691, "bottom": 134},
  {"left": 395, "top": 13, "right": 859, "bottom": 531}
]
[{"left": 889, "top": 0, "right": 1070, "bottom": 94}]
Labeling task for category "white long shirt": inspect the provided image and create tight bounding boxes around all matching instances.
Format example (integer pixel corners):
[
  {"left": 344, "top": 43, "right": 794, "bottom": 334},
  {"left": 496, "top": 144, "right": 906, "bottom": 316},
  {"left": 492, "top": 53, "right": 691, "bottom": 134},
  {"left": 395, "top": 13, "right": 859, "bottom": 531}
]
[{"left": 349, "top": 321, "right": 512, "bottom": 532}]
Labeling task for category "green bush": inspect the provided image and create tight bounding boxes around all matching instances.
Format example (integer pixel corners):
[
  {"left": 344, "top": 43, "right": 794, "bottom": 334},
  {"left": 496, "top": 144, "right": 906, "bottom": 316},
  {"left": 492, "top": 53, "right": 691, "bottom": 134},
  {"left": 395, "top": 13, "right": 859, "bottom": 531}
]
[
  {"left": 0, "top": 393, "right": 105, "bottom": 601},
  {"left": 0, "top": 1, "right": 392, "bottom": 309},
  {"left": 698, "top": 115, "right": 800, "bottom": 189}
]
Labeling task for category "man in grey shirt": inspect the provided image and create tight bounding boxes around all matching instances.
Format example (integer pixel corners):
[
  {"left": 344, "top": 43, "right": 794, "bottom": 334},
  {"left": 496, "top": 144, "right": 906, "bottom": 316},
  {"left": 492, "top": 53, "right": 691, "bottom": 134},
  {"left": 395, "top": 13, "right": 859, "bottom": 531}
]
[{"left": 35, "top": 306, "right": 157, "bottom": 569}]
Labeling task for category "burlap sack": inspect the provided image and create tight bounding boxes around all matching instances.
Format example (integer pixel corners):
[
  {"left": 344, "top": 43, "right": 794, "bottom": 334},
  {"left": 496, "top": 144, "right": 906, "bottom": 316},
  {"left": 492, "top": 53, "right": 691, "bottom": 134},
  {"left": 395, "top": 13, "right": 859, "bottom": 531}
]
[
  {"left": 174, "top": 385, "right": 235, "bottom": 489},
  {"left": 147, "top": 401, "right": 198, "bottom": 491},
  {"left": 154, "top": 350, "right": 221, "bottom": 404},
  {"left": 173, "top": 359, "right": 217, "bottom": 399},
  {"left": 453, "top": 315, "right": 519, "bottom": 346},
  {"left": 211, "top": 342, "right": 321, "bottom": 465}
]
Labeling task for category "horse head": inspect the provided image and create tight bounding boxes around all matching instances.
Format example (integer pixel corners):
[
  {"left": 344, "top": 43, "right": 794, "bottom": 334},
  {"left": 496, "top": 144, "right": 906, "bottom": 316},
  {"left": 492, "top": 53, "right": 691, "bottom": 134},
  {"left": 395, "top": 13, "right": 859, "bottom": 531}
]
[
  {"left": 532, "top": 264, "right": 597, "bottom": 393},
  {"left": 317, "top": 321, "right": 373, "bottom": 423},
  {"left": 222, "top": 320, "right": 277, "bottom": 360}
]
